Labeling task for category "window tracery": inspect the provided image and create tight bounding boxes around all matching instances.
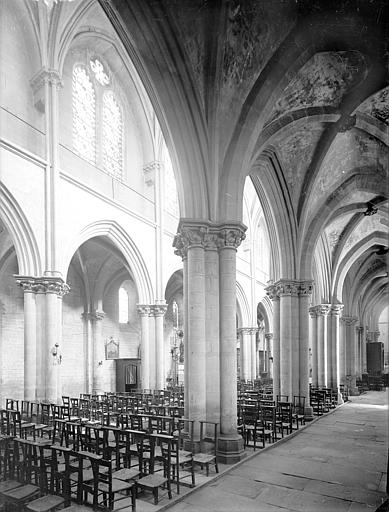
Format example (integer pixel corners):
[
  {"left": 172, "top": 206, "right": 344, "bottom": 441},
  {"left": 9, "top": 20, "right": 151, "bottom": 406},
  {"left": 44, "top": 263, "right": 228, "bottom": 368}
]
[
  {"left": 72, "top": 58, "right": 123, "bottom": 180},
  {"left": 72, "top": 66, "right": 96, "bottom": 164}
]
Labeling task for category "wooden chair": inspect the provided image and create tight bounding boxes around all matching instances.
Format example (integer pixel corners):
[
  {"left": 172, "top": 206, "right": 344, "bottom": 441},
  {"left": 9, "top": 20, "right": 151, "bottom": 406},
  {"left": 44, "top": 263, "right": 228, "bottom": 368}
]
[
  {"left": 292, "top": 395, "right": 306, "bottom": 427},
  {"left": 192, "top": 421, "right": 219, "bottom": 476},
  {"left": 241, "top": 408, "right": 265, "bottom": 450},
  {"left": 81, "top": 451, "right": 136, "bottom": 511},
  {"left": 277, "top": 401, "right": 294, "bottom": 435},
  {"left": 136, "top": 433, "right": 172, "bottom": 505},
  {"left": 169, "top": 421, "right": 195, "bottom": 493},
  {"left": 7, "top": 409, "right": 36, "bottom": 440},
  {"left": 0, "top": 438, "right": 41, "bottom": 508}
]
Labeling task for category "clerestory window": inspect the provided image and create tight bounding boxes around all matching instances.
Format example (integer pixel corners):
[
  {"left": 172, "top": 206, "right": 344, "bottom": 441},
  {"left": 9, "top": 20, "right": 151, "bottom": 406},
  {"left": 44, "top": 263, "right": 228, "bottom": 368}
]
[{"left": 72, "top": 57, "right": 123, "bottom": 180}]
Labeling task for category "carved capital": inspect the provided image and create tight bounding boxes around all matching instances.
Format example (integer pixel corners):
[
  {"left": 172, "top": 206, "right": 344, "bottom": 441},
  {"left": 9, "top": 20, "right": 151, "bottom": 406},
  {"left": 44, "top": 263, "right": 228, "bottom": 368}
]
[
  {"left": 275, "top": 279, "right": 299, "bottom": 296},
  {"left": 265, "top": 332, "right": 273, "bottom": 340},
  {"left": 91, "top": 310, "right": 105, "bottom": 321},
  {"left": 237, "top": 327, "right": 252, "bottom": 336},
  {"left": 15, "top": 278, "right": 36, "bottom": 293},
  {"left": 313, "top": 304, "right": 331, "bottom": 316},
  {"left": 150, "top": 303, "right": 168, "bottom": 317},
  {"left": 143, "top": 161, "right": 161, "bottom": 186},
  {"left": 137, "top": 305, "right": 151, "bottom": 317},
  {"left": 340, "top": 316, "right": 358, "bottom": 326},
  {"left": 299, "top": 280, "right": 314, "bottom": 295},
  {"left": 330, "top": 304, "right": 344, "bottom": 316},
  {"left": 15, "top": 276, "right": 70, "bottom": 297},
  {"left": 265, "top": 284, "right": 279, "bottom": 301},
  {"left": 173, "top": 221, "right": 208, "bottom": 259},
  {"left": 30, "top": 67, "right": 63, "bottom": 113},
  {"left": 217, "top": 224, "right": 246, "bottom": 250}
]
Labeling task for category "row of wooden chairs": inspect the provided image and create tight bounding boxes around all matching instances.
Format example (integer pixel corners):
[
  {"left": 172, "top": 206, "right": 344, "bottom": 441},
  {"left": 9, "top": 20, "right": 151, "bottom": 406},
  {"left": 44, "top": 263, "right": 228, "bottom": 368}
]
[{"left": 309, "top": 387, "right": 338, "bottom": 415}]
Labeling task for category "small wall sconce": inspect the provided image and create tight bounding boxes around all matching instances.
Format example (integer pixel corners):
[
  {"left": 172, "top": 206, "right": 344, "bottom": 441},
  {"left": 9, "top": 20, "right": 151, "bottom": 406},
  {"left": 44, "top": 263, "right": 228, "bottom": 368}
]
[
  {"left": 269, "top": 356, "right": 274, "bottom": 362},
  {"left": 51, "top": 343, "right": 62, "bottom": 365},
  {"left": 98, "top": 361, "right": 103, "bottom": 366}
]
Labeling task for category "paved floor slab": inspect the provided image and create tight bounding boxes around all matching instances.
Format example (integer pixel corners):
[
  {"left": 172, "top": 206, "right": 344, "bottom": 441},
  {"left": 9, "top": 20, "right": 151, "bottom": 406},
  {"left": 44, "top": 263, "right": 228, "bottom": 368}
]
[{"left": 158, "top": 389, "right": 388, "bottom": 512}]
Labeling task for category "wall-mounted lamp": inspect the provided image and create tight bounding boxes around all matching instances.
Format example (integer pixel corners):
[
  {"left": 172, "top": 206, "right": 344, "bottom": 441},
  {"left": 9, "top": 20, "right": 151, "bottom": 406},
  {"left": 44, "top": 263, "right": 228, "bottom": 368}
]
[
  {"left": 98, "top": 361, "right": 103, "bottom": 366},
  {"left": 51, "top": 343, "right": 62, "bottom": 365},
  {"left": 269, "top": 356, "right": 274, "bottom": 362}
]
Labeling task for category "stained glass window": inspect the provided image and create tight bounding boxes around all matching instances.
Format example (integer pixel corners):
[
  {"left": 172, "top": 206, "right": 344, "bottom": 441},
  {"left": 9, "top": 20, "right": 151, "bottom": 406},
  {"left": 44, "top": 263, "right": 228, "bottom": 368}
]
[
  {"left": 102, "top": 90, "right": 123, "bottom": 179},
  {"left": 90, "top": 58, "right": 110, "bottom": 86},
  {"left": 72, "top": 66, "right": 96, "bottom": 163}
]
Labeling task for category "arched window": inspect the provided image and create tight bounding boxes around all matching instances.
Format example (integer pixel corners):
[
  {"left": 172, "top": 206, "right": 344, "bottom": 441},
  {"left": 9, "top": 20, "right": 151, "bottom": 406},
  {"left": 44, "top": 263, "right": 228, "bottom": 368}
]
[
  {"left": 72, "top": 58, "right": 123, "bottom": 180},
  {"left": 118, "top": 286, "right": 129, "bottom": 323},
  {"left": 72, "top": 66, "right": 96, "bottom": 164},
  {"left": 102, "top": 91, "right": 123, "bottom": 179}
]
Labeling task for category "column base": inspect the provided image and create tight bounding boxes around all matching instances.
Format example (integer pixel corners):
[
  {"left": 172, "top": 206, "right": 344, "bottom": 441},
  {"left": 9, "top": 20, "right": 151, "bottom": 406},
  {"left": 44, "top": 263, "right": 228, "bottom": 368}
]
[
  {"left": 304, "top": 405, "right": 314, "bottom": 422},
  {"left": 217, "top": 434, "right": 246, "bottom": 464},
  {"left": 337, "top": 391, "right": 344, "bottom": 405},
  {"left": 349, "top": 386, "right": 360, "bottom": 396}
]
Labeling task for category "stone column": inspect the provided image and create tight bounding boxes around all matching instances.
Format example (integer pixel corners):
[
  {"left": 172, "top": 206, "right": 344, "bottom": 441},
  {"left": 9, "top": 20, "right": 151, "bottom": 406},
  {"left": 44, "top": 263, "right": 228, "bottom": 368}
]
[
  {"left": 266, "top": 285, "right": 280, "bottom": 399},
  {"left": 81, "top": 312, "right": 93, "bottom": 394},
  {"left": 299, "top": 281, "right": 314, "bottom": 418},
  {"left": 309, "top": 307, "right": 318, "bottom": 387},
  {"left": 16, "top": 278, "right": 37, "bottom": 401},
  {"left": 204, "top": 235, "right": 220, "bottom": 424},
  {"left": 217, "top": 223, "right": 246, "bottom": 463},
  {"left": 356, "top": 326, "right": 364, "bottom": 377},
  {"left": 91, "top": 310, "right": 105, "bottom": 395},
  {"left": 137, "top": 305, "right": 151, "bottom": 390},
  {"left": 153, "top": 302, "right": 168, "bottom": 390},
  {"left": 341, "top": 316, "right": 358, "bottom": 395},
  {"left": 173, "top": 222, "right": 207, "bottom": 440},
  {"left": 277, "top": 280, "right": 299, "bottom": 400},
  {"left": 265, "top": 333, "right": 273, "bottom": 379},
  {"left": 238, "top": 328, "right": 251, "bottom": 381},
  {"left": 316, "top": 305, "right": 331, "bottom": 387},
  {"left": 40, "top": 278, "right": 69, "bottom": 403},
  {"left": 250, "top": 328, "right": 258, "bottom": 381},
  {"left": 330, "top": 304, "right": 344, "bottom": 401}
]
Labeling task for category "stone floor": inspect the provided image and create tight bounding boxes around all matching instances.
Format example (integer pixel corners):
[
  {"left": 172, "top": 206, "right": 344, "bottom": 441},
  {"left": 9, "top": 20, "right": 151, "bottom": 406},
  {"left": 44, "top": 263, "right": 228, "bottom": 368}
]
[{"left": 136, "top": 389, "right": 388, "bottom": 512}]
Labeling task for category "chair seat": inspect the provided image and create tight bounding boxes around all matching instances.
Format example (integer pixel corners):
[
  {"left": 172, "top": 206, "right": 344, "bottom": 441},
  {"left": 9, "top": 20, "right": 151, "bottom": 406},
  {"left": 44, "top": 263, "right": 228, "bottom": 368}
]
[
  {"left": 25, "top": 494, "right": 65, "bottom": 512},
  {"left": 0, "top": 480, "right": 23, "bottom": 493},
  {"left": 137, "top": 474, "right": 167, "bottom": 488},
  {"left": 112, "top": 467, "right": 140, "bottom": 481},
  {"left": 2, "top": 484, "right": 40, "bottom": 501},
  {"left": 58, "top": 506, "right": 91, "bottom": 511},
  {"left": 99, "top": 478, "right": 134, "bottom": 494},
  {"left": 193, "top": 453, "right": 215, "bottom": 464}
]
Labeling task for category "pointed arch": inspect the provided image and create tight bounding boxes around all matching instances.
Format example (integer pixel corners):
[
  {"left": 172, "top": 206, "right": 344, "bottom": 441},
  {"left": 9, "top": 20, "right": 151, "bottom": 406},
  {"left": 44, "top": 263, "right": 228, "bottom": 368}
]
[
  {"left": 236, "top": 282, "right": 251, "bottom": 327},
  {"left": 0, "top": 183, "right": 42, "bottom": 277},
  {"left": 62, "top": 220, "right": 154, "bottom": 303}
]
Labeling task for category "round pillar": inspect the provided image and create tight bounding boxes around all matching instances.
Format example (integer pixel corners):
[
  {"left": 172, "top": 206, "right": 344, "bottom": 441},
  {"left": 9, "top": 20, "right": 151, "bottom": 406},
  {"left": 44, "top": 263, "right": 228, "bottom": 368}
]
[
  {"left": 16, "top": 279, "right": 37, "bottom": 401},
  {"left": 92, "top": 310, "right": 105, "bottom": 396},
  {"left": 299, "top": 281, "right": 313, "bottom": 417},
  {"left": 266, "top": 285, "right": 280, "bottom": 400},
  {"left": 217, "top": 224, "right": 246, "bottom": 463},
  {"left": 153, "top": 302, "right": 167, "bottom": 390},
  {"left": 309, "top": 307, "right": 318, "bottom": 387},
  {"left": 137, "top": 305, "right": 151, "bottom": 390}
]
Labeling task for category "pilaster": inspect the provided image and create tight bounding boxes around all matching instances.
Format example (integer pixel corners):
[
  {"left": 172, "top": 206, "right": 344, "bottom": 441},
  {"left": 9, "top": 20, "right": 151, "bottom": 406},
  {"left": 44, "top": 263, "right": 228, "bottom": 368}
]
[{"left": 330, "top": 304, "right": 344, "bottom": 403}]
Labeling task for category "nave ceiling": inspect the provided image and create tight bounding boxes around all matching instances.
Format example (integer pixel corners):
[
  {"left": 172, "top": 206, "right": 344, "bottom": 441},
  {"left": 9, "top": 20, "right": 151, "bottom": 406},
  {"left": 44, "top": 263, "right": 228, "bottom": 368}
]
[{"left": 99, "top": 0, "right": 388, "bottom": 318}]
